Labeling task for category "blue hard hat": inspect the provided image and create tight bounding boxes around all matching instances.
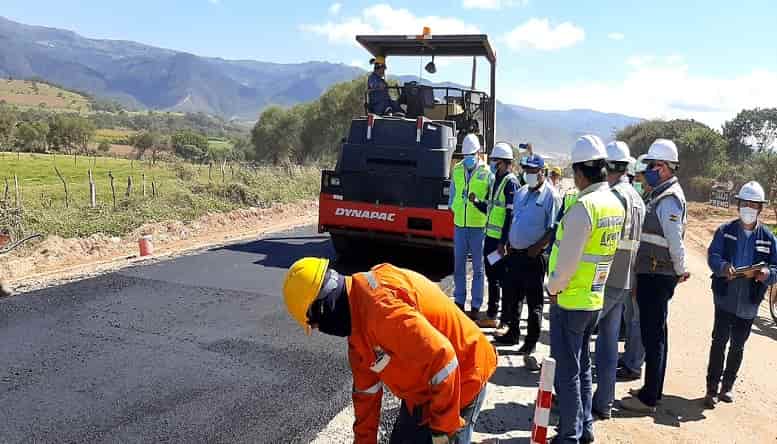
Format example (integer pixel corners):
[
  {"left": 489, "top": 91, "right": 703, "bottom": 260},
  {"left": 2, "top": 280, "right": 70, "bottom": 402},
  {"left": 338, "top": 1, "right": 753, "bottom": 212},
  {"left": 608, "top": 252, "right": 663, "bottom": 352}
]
[{"left": 520, "top": 153, "right": 545, "bottom": 169}]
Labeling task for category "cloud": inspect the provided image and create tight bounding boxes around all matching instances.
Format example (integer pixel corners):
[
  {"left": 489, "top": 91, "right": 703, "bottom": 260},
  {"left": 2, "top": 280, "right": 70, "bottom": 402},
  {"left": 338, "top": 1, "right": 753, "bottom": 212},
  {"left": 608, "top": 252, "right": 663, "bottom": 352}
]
[
  {"left": 462, "top": 0, "right": 528, "bottom": 10},
  {"left": 350, "top": 59, "right": 366, "bottom": 69},
  {"left": 301, "top": 4, "right": 480, "bottom": 45},
  {"left": 502, "top": 18, "right": 585, "bottom": 51},
  {"left": 329, "top": 3, "right": 342, "bottom": 15},
  {"left": 502, "top": 56, "right": 777, "bottom": 129},
  {"left": 607, "top": 32, "right": 625, "bottom": 41}
]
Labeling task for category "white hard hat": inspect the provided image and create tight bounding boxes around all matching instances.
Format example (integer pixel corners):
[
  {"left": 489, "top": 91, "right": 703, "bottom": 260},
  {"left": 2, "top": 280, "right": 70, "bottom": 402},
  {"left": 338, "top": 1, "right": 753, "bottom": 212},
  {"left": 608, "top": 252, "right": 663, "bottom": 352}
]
[
  {"left": 490, "top": 142, "right": 514, "bottom": 160},
  {"left": 635, "top": 154, "right": 648, "bottom": 174},
  {"left": 571, "top": 135, "right": 607, "bottom": 164},
  {"left": 606, "top": 141, "right": 631, "bottom": 163},
  {"left": 736, "top": 181, "right": 767, "bottom": 203},
  {"left": 462, "top": 134, "right": 481, "bottom": 155},
  {"left": 644, "top": 139, "right": 679, "bottom": 163},
  {"left": 626, "top": 156, "right": 637, "bottom": 176}
]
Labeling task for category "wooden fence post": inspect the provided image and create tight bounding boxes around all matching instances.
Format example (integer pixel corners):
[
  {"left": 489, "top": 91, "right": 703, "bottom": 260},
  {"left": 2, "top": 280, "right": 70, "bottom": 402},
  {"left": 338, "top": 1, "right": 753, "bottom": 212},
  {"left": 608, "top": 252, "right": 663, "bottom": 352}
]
[
  {"left": 13, "top": 175, "right": 21, "bottom": 208},
  {"left": 88, "top": 169, "right": 96, "bottom": 208},
  {"left": 142, "top": 173, "right": 147, "bottom": 197},
  {"left": 208, "top": 162, "right": 213, "bottom": 182},
  {"left": 151, "top": 180, "right": 157, "bottom": 198},
  {"left": 3, "top": 177, "right": 8, "bottom": 203},
  {"left": 221, "top": 159, "right": 226, "bottom": 183},
  {"left": 54, "top": 165, "right": 69, "bottom": 208},
  {"left": 108, "top": 171, "right": 116, "bottom": 210},
  {"left": 126, "top": 176, "right": 133, "bottom": 198}
]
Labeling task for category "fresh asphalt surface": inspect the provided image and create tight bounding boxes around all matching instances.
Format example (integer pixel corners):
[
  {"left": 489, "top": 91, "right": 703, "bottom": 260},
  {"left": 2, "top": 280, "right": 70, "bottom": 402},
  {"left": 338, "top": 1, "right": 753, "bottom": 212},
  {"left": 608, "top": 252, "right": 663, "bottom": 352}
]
[{"left": 0, "top": 225, "right": 453, "bottom": 443}]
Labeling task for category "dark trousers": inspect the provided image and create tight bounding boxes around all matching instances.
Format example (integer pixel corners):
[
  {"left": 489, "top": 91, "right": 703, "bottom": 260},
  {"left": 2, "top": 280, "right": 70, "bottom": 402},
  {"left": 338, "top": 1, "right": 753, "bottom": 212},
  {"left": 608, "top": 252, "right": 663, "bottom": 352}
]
[
  {"left": 483, "top": 236, "right": 506, "bottom": 319},
  {"left": 502, "top": 251, "right": 546, "bottom": 346},
  {"left": 706, "top": 307, "right": 754, "bottom": 393},
  {"left": 636, "top": 273, "right": 678, "bottom": 407},
  {"left": 390, "top": 387, "right": 487, "bottom": 444}
]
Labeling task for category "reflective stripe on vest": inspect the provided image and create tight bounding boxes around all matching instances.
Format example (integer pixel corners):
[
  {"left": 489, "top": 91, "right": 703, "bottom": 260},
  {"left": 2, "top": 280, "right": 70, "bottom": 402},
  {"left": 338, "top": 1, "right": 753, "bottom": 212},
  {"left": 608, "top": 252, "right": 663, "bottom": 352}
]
[
  {"left": 485, "top": 173, "right": 517, "bottom": 239},
  {"left": 549, "top": 189, "right": 625, "bottom": 310},
  {"left": 641, "top": 233, "right": 669, "bottom": 248},
  {"left": 365, "top": 271, "right": 379, "bottom": 289},
  {"left": 451, "top": 162, "right": 490, "bottom": 228}
]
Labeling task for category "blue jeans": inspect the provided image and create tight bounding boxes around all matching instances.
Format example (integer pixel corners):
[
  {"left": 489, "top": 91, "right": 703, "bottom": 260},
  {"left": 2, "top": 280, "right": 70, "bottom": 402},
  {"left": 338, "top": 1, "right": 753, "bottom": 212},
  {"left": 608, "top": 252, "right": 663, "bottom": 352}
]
[
  {"left": 390, "top": 385, "right": 488, "bottom": 443},
  {"left": 622, "top": 290, "right": 645, "bottom": 373},
  {"left": 593, "top": 287, "right": 627, "bottom": 415},
  {"left": 454, "top": 227, "right": 485, "bottom": 310},
  {"left": 551, "top": 305, "right": 599, "bottom": 444}
]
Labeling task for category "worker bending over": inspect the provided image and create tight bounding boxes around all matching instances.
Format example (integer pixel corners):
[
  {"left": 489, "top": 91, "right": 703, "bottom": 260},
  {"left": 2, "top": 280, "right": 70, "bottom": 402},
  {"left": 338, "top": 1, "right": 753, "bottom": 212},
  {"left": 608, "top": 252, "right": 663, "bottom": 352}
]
[{"left": 283, "top": 258, "right": 497, "bottom": 444}]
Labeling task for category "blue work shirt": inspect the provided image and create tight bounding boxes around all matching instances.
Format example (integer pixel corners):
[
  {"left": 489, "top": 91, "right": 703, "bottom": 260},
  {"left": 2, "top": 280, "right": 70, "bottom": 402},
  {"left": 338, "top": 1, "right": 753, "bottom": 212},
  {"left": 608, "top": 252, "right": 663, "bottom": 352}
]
[
  {"left": 708, "top": 221, "right": 777, "bottom": 319},
  {"left": 367, "top": 72, "right": 392, "bottom": 115},
  {"left": 508, "top": 180, "right": 559, "bottom": 250}
]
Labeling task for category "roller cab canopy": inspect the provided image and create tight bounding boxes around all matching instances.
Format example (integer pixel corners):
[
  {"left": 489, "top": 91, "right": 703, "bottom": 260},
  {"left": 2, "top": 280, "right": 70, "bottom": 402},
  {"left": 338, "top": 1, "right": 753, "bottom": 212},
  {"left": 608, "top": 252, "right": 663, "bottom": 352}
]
[{"left": 356, "top": 34, "right": 496, "bottom": 64}]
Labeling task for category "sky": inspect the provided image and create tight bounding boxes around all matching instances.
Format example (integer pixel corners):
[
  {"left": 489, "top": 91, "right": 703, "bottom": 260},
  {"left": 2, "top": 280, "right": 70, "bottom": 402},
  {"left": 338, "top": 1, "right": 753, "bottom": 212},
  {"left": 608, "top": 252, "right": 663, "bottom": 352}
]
[{"left": 3, "top": 0, "right": 777, "bottom": 128}]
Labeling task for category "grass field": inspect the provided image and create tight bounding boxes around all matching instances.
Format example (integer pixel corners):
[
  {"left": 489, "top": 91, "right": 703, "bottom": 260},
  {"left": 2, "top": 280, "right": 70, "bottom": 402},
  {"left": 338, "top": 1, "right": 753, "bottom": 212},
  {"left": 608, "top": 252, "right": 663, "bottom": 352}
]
[
  {"left": 0, "top": 152, "right": 319, "bottom": 238},
  {"left": 0, "top": 79, "right": 90, "bottom": 113}
]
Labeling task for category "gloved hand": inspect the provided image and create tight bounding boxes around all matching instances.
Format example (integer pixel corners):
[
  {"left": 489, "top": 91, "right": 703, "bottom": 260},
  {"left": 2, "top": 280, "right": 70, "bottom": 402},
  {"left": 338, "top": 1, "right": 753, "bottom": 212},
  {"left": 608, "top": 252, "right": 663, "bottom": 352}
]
[{"left": 431, "top": 432, "right": 450, "bottom": 444}]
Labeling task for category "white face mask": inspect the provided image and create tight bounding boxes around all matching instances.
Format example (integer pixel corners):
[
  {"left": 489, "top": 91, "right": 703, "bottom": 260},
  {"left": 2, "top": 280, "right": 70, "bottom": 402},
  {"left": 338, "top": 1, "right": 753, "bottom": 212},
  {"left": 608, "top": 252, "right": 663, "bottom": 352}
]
[
  {"left": 739, "top": 207, "right": 759, "bottom": 225},
  {"left": 525, "top": 173, "right": 539, "bottom": 188}
]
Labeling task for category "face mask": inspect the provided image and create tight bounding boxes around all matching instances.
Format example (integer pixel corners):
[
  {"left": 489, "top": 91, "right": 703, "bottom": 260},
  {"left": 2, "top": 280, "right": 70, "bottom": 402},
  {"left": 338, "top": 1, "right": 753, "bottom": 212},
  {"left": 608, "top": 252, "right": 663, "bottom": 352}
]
[
  {"left": 525, "top": 173, "right": 539, "bottom": 188},
  {"left": 309, "top": 270, "right": 351, "bottom": 337},
  {"left": 633, "top": 182, "right": 644, "bottom": 195},
  {"left": 645, "top": 168, "right": 661, "bottom": 188},
  {"left": 463, "top": 155, "right": 477, "bottom": 170},
  {"left": 489, "top": 161, "right": 499, "bottom": 174},
  {"left": 739, "top": 207, "right": 759, "bottom": 226}
]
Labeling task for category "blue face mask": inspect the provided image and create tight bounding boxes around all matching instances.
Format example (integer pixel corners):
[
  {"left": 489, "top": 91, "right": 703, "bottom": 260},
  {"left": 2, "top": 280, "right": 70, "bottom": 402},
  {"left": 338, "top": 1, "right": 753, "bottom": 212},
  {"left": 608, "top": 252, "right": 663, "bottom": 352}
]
[
  {"left": 463, "top": 156, "right": 477, "bottom": 169},
  {"left": 489, "top": 161, "right": 499, "bottom": 174},
  {"left": 645, "top": 168, "right": 661, "bottom": 188}
]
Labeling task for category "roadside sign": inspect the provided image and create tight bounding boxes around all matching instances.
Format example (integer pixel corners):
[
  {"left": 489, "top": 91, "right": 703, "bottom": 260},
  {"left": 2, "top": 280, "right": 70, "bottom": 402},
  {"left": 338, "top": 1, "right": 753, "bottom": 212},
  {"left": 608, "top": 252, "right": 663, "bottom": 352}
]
[{"left": 710, "top": 190, "right": 731, "bottom": 208}]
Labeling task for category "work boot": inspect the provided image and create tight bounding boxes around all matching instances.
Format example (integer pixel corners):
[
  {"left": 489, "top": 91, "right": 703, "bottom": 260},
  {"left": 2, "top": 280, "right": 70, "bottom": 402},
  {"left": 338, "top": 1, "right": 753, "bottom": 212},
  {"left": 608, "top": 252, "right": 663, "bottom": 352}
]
[
  {"left": 592, "top": 407, "right": 611, "bottom": 421},
  {"left": 704, "top": 392, "right": 718, "bottom": 409},
  {"left": 524, "top": 354, "right": 541, "bottom": 371},
  {"left": 581, "top": 431, "right": 596, "bottom": 443},
  {"left": 619, "top": 396, "right": 656, "bottom": 414},
  {"left": 718, "top": 388, "right": 734, "bottom": 403},
  {"left": 516, "top": 343, "right": 536, "bottom": 355},
  {"left": 494, "top": 328, "right": 519, "bottom": 345},
  {"left": 616, "top": 367, "right": 641, "bottom": 381}
]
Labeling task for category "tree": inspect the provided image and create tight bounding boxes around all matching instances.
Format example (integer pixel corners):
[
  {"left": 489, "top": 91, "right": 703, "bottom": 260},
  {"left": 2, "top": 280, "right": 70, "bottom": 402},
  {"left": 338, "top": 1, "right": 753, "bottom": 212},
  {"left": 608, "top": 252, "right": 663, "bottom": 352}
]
[
  {"left": 131, "top": 131, "right": 156, "bottom": 160},
  {"left": 0, "top": 107, "right": 17, "bottom": 152},
  {"left": 171, "top": 130, "right": 209, "bottom": 162},
  {"left": 47, "top": 114, "right": 94, "bottom": 154},
  {"left": 149, "top": 134, "right": 170, "bottom": 164},
  {"left": 98, "top": 141, "right": 111, "bottom": 154},
  {"left": 251, "top": 106, "right": 302, "bottom": 164},
  {"left": 722, "top": 108, "right": 777, "bottom": 162},
  {"left": 15, "top": 121, "right": 49, "bottom": 153}
]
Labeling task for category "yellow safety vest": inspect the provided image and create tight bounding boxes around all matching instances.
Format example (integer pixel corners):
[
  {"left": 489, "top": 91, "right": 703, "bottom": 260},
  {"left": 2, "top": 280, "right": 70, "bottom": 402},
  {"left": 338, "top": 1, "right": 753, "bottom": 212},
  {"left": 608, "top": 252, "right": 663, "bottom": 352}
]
[
  {"left": 548, "top": 188, "right": 625, "bottom": 310},
  {"left": 451, "top": 162, "right": 490, "bottom": 228},
  {"left": 485, "top": 173, "right": 517, "bottom": 239}
]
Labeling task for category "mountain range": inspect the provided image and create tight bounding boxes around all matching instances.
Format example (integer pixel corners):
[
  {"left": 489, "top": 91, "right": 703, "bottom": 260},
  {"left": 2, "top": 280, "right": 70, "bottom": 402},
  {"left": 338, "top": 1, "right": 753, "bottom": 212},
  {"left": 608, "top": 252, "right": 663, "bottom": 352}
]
[{"left": 0, "top": 16, "right": 642, "bottom": 153}]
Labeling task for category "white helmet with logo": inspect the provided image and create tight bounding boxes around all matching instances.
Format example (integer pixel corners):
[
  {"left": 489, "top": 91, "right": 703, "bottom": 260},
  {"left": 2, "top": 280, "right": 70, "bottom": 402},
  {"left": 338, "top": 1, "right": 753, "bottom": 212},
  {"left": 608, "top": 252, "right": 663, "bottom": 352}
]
[
  {"left": 462, "top": 134, "right": 481, "bottom": 155},
  {"left": 736, "top": 181, "right": 767, "bottom": 203},
  {"left": 490, "top": 142, "right": 514, "bottom": 160},
  {"left": 635, "top": 154, "right": 648, "bottom": 174},
  {"left": 571, "top": 135, "right": 607, "bottom": 164},
  {"left": 644, "top": 139, "right": 679, "bottom": 164}
]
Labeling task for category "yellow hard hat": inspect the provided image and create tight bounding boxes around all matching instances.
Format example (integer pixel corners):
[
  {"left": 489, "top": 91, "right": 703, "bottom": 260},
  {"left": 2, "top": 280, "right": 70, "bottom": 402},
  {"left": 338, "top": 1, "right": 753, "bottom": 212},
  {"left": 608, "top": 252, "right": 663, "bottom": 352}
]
[
  {"left": 551, "top": 166, "right": 562, "bottom": 175},
  {"left": 283, "top": 257, "right": 330, "bottom": 332},
  {"left": 371, "top": 56, "right": 386, "bottom": 66}
]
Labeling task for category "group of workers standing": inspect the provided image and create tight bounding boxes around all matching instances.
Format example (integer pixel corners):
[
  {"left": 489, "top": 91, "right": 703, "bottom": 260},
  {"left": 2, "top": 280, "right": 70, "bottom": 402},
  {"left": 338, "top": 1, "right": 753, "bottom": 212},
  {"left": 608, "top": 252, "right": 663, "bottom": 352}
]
[{"left": 281, "top": 131, "right": 776, "bottom": 443}]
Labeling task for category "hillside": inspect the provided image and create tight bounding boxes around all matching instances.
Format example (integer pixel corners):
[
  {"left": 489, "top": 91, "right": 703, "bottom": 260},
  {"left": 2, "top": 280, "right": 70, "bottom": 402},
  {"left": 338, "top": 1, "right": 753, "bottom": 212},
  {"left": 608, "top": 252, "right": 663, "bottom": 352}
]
[
  {"left": 0, "top": 79, "right": 90, "bottom": 112},
  {"left": 0, "top": 16, "right": 362, "bottom": 119},
  {"left": 0, "top": 16, "right": 642, "bottom": 151}
]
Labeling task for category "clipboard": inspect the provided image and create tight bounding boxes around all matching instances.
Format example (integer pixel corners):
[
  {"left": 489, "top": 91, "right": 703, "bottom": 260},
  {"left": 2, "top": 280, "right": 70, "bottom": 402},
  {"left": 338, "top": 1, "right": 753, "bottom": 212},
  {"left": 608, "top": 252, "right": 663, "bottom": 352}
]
[{"left": 732, "top": 262, "right": 767, "bottom": 279}]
